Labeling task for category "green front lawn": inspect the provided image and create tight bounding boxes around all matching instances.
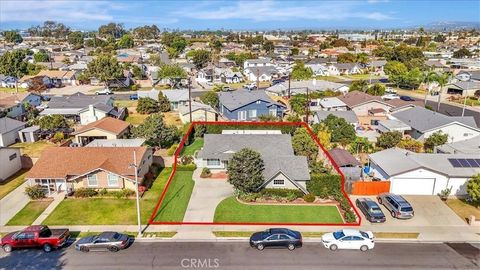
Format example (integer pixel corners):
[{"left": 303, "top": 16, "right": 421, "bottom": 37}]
[
  {"left": 0, "top": 170, "right": 28, "bottom": 200},
  {"left": 214, "top": 197, "right": 343, "bottom": 223},
  {"left": 152, "top": 170, "right": 195, "bottom": 222},
  {"left": 7, "top": 200, "right": 52, "bottom": 226},
  {"left": 43, "top": 168, "right": 177, "bottom": 225},
  {"left": 181, "top": 139, "right": 204, "bottom": 156}
]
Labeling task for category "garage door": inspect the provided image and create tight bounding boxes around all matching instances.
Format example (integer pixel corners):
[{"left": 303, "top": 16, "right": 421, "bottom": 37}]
[{"left": 390, "top": 178, "right": 436, "bottom": 195}]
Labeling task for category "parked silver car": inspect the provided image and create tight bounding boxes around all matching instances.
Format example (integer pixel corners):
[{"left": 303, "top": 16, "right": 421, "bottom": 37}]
[
  {"left": 75, "top": 232, "right": 130, "bottom": 252},
  {"left": 377, "top": 193, "right": 414, "bottom": 219}
]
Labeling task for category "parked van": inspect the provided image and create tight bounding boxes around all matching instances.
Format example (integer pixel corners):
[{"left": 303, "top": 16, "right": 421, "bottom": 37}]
[{"left": 377, "top": 193, "right": 414, "bottom": 219}]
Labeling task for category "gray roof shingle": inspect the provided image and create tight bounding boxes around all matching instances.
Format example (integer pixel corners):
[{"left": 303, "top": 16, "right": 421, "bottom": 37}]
[
  {"left": 219, "top": 90, "right": 284, "bottom": 111},
  {"left": 0, "top": 117, "right": 25, "bottom": 134}
]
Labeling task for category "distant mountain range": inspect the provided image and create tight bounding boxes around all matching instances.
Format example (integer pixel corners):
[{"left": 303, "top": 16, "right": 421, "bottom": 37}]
[{"left": 420, "top": 21, "right": 480, "bottom": 30}]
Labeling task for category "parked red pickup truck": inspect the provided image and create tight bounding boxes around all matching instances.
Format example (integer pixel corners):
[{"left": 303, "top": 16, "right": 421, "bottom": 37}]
[{"left": 1, "top": 225, "right": 70, "bottom": 253}]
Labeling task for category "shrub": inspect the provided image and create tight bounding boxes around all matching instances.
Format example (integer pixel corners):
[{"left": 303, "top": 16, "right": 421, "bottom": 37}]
[
  {"left": 344, "top": 210, "right": 357, "bottom": 223},
  {"left": 176, "top": 164, "right": 197, "bottom": 171},
  {"left": 200, "top": 167, "right": 212, "bottom": 178},
  {"left": 53, "top": 131, "right": 64, "bottom": 142},
  {"left": 121, "top": 188, "right": 135, "bottom": 198},
  {"left": 74, "top": 188, "right": 98, "bottom": 198},
  {"left": 259, "top": 189, "right": 304, "bottom": 199},
  {"left": 167, "top": 144, "right": 178, "bottom": 156},
  {"left": 110, "top": 190, "right": 124, "bottom": 199},
  {"left": 180, "top": 155, "right": 194, "bottom": 165},
  {"left": 99, "top": 188, "right": 108, "bottom": 196},
  {"left": 25, "top": 185, "right": 46, "bottom": 200},
  {"left": 303, "top": 193, "right": 316, "bottom": 203},
  {"left": 306, "top": 174, "right": 341, "bottom": 198}
]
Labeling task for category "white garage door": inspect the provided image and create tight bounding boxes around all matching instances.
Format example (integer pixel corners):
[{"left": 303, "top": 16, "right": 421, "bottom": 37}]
[{"left": 390, "top": 178, "right": 436, "bottom": 195}]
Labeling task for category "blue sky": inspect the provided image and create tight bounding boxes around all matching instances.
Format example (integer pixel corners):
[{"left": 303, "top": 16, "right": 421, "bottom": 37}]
[{"left": 0, "top": 0, "right": 479, "bottom": 30}]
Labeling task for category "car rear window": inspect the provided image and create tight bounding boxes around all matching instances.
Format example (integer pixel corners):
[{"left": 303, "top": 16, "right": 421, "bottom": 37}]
[
  {"left": 401, "top": 207, "right": 413, "bottom": 212},
  {"left": 369, "top": 207, "right": 383, "bottom": 214},
  {"left": 112, "top": 233, "right": 121, "bottom": 240}
]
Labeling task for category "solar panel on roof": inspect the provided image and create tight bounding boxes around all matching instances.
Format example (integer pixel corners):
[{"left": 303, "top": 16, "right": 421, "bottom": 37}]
[
  {"left": 466, "top": 159, "right": 480, "bottom": 168},
  {"left": 476, "top": 159, "right": 480, "bottom": 166},
  {"left": 458, "top": 159, "right": 471, "bottom": 167},
  {"left": 448, "top": 159, "right": 462, "bottom": 167}
]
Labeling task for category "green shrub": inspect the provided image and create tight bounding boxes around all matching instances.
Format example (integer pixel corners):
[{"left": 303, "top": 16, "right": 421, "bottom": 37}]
[
  {"left": 180, "top": 155, "right": 194, "bottom": 165},
  {"left": 303, "top": 193, "right": 316, "bottom": 203},
  {"left": 167, "top": 144, "right": 178, "bottom": 156},
  {"left": 25, "top": 185, "right": 46, "bottom": 200},
  {"left": 122, "top": 188, "right": 135, "bottom": 198},
  {"left": 259, "top": 188, "right": 304, "bottom": 199},
  {"left": 99, "top": 188, "right": 108, "bottom": 196},
  {"left": 306, "top": 174, "right": 341, "bottom": 198},
  {"left": 53, "top": 131, "right": 64, "bottom": 141},
  {"left": 344, "top": 210, "right": 357, "bottom": 223},
  {"left": 176, "top": 164, "right": 197, "bottom": 171},
  {"left": 74, "top": 188, "right": 98, "bottom": 198},
  {"left": 200, "top": 167, "right": 212, "bottom": 178}
]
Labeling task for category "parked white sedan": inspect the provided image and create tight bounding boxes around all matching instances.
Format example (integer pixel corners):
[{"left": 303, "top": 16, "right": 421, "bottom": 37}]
[
  {"left": 381, "top": 93, "right": 400, "bottom": 100},
  {"left": 321, "top": 229, "right": 375, "bottom": 251}
]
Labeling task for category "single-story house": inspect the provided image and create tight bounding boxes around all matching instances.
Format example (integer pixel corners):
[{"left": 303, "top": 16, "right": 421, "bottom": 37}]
[
  {"left": 160, "top": 89, "right": 189, "bottom": 110},
  {"left": 376, "top": 119, "right": 412, "bottom": 134},
  {"left": 312, "top": 111, "right": 359, "bottom": 127},
  {"left": 456, "top": 70, "right": 480, "bottom": 82},
  {"left": 86, "top": 138, "right": 146, "bottom": 147},
  {"left": 220, "top": 70, "right": 244, "bottom": 84},
  {"left": 0, "top": 147, "right": 22, "bottom": 182},
  {"left": 328, "top": 148, "right": 362, "bottom": 181},
  {"left": 0, "top": 75, "right": 18, "bottom": 88},
  {"left": 18, "top": 125, "right": 41, "bottom": 143},
  {"left": 0, "top": 117, "right": 26, "bottom": 147},
  {"left": 0, "top": 92, "right": 42, "bottom": 119},
  {"left": 72, "top": 117, "right": 130, "bottom": 146},
  {"left": 195, "top": 133, "right": 311, "bottom": 193},
  {"left": 305, "top": 63, "right": 329, "bottom": 76},
  {"left": 219, "top": 90, "right": 286, "bottom": 121},
  {"left": 35, "top": 70, "right": 78, "bottom": 87},
  {"left": 328, "top": 63, "right": 361, "bottom": 75},
  {"left": 391, "top": 106, "right": 480, "bottom": 143},
  {"left": 177, "top": 101, "right": 217, "bottom": 123},
  {"left": 310, "top": 97, "right": 348, "bottom": 111},
  {"left": 26, "top": 147, "right": 153, "bottom": 195},
  {"left": 445, "top": 81, "right": 480, "bottom": 97},
  {"left": 243, "top": 58, "right": 273, "bottom": 69},
  {"left": 78, "top": 104, "right": 125, "bottom": 125},
  {"left": 369, "top": 147, "right": 480, "bottom": 195},
  {"left": 338, "top": 91, "right": 395, "bottom": 127},
  {"left": 266, "top": 80, "right": 349, "bottom": 97},
  {"left": 244, "top": 66, "right": 278, "bottom": 82},
  {"left": 435, "top": 136, "right": 480, "bottom": 154}
]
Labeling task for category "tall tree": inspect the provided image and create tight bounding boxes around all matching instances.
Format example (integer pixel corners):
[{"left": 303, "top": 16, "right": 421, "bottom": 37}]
[
  {"left": 3, "top": 31, "right": 23, "bottom": 44},
  {"left": 117, "top": 34, "right": 134, "bottom": 49},
  {"left": 453, "top": 47, "right": 472, "bottom": 58},
  {"left": 191, "top": 50, "right": 211, "bottom": 69},
  {"left": 424, "top": 131, "right": 448, "bottom": 152},
  {"left": 85, "top": 54, "right": 123, "bottom": 87},
  {"left": 98, "top": 23, "right": 125, "bottom": 38},
  {"left": 132, "top": 113, "right": 179, "bottom": 148},
  {"left": 158, "top": 64, "right": 187, "bottom": 88},
  {"left": 263, "top": 40, "right": 274, "bottom": 53},
  {"left": 377, "top": 131, "right": 403, "bottom": 149},
  {"left": 466, "top": 174, "right": 480, "bottom": 205},
  {"left": 33, "top": 51, "right": 49, "bottom": 62},
  {"left": 291, "top": 62, "right": 313, "bottom": 80},
  {"left": 227, "top": 148, "right": 265, "bottom": 193},
  {"left": 67, "top": 31, "right": 84, "bottom": 49},
  {"left": 158, "top": 92, "right": 171, "bottom": 112},
  {"left": 0, "top": 50, "right": 29, "bottom": 78},
  {"left": 136, "top": 97, "right": 159, "bottom": 114},
  {"left": 292, "top": 127, "right": 319, "bottom": 163},
  {"left": 200, "top": 91, "right": 219, "bottom": 108},
  {"left": 321, "top": 114, "right": 356, "bottom": 144}
]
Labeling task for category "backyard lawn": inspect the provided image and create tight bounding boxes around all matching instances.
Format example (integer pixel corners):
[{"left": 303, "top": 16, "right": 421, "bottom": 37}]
[
  {"left": 11, "top": 141, "right": 55, "bottom": 158},
  {"left": 152, "top": 170, "right": 195, "bottom": 222},
  {"left": 114, "top": 100, "right": 138, "bottom": 108},
  {"left": 445, "top": 199, "right": 480, "bottom": 223},
  {"left": 7, "top": 200, "right": 52, "bottom": 226},
  {"left": 0, "top": 170, "right": 28, "bottom": 200},
  {"left": 43, "top": 168, "right": 177, "bottom": 225},
  {"left": 214, "top": 197, "right": 343, "bottom": 223},
  {"left": 181, "top": 139, "right": 204, "bottom": 156},
  {"left": 125, "top": 113, "right": 149, "bottom": 126}
]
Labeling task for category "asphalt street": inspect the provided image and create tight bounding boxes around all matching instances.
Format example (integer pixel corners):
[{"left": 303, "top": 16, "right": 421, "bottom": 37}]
[{"left": 0, "top": 241, "right": 478, "bottom": 270}]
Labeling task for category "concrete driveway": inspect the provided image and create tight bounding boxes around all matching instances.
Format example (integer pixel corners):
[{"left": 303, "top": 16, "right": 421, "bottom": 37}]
[
  {"left": 42, "top": 85, "right": 101, "bottom": 96},
  {"left": 351, "top": 195, "right": 467, "bottom": 227},
  {"left": 0, "top": 182, "right": 30, "bottom": 226},
  {"left": 182, "top": 168, "right": 234, "bottom": 222}
]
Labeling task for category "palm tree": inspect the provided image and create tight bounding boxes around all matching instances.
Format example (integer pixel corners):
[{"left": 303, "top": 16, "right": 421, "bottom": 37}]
[
  {"left": 423, "top": 70, "right": 438, "bottom": 105},
  {"left": 434, "top": 72, "right": 450, "bottom": 112}
]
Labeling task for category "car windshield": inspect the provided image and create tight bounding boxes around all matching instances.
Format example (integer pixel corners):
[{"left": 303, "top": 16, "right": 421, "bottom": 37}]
[
  {"left": 401, "top": 206, "right": 413, "bottom": 212},
  {"left": 360, "top": 231, "right": 370, "bottom": 238},
  {"left": 333, "top": 231, "right": 345, "bottom": 240},
  {"left": 369, "top": 207, "right": 383, "bottom": 214}
]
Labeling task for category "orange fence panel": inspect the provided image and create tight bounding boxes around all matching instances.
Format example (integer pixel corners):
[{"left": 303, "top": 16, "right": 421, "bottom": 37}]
[{"left": 351, "top": 181, "right": 390, "bottom": 195}]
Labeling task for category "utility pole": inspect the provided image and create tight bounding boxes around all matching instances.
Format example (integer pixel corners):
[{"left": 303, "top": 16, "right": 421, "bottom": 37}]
[
  {"left": 462, "top": 80, "right": 469, "bottom": 117},
  {"left": 130, "top": 151, "right": 142, "bottom": 237},
  {"left": 288, "top": 75, "right": 291, "bottom": 98},
  {"left": 188, "top": 78, "right": 192, "bottom": 123},
  {"left": 305, "top": 86, "right": 309, "bottom": 124},
  {"left": 256, "top": 68, "right": 259, "bottom": 90}
]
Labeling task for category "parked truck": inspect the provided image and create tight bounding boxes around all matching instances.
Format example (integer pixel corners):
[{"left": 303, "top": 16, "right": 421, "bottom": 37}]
[{"left": 0, "top": 225, "right": 70, "bottom": 253}]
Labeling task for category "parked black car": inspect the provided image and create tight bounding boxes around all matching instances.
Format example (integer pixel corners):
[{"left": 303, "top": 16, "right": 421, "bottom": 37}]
[
  {"left": 75, "top": 232, "right": 130, "bottom": 252},
  {"left": 355, "top": 198, "right": 386, "bottom": 223},
  {"left": 271, "top": 79, "right": 284, "bottom": 86},
  {"left": 249, "top": 228, "right": 302, "bottom": 251},
  {"left": 400, "top": 95, "right": 415, "bottom": 101}
]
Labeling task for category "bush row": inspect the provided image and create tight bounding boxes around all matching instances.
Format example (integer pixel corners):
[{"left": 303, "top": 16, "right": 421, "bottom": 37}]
[
  {"left": 238, "top": 188, "right": 304, "bottom": 203},
  {"left": 73, "top": 188, "right": 135, "bottom": 198},
  {"left": 25, "top": 185, "right": 46, "bottom": 200},
  {"left": 176, "top": 164, "right": 197, "bottom": 171},
  {"left": 306, "top": 174, "right": 342, "bottom": 198}
]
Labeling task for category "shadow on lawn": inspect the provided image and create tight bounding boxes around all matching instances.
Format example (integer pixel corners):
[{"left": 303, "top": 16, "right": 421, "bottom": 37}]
[{"left": 152, "top": 185, "right": 185, "bottom": 221}]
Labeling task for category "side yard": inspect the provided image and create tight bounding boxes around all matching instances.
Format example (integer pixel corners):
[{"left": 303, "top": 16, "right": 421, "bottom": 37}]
[
  {"left": 0, "top": 170, "right": 28, "bottom": 200},
  {"left": 181, "top": 138, "right": 204, "bottom": 156},
  {"left": 11, "top": 141, "right": 55, "bottom": 158},
  {"left": 445, "top": 198, "right": 480, "bottom": 223}
]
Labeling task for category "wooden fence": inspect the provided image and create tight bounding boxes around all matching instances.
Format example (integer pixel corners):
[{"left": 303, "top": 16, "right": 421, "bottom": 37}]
[{"left": 351, "top": 181, "right": 391, "bottom": 195}]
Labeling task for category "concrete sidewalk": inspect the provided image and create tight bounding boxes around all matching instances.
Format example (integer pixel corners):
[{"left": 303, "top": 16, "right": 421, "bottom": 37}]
[{"left": 0, "top": 181, "right": 30, "bottom": 226}]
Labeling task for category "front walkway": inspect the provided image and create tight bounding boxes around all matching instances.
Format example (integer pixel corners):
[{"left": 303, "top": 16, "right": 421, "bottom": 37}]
[
  {"left": 0, "top": 182, "right": 30, "bottom": 226},
  {"left": 182, "top": 168, "right": 234, "bottom": 223},
  {"left": 32, "top": 192, "right": 65, "bottom": 225}
]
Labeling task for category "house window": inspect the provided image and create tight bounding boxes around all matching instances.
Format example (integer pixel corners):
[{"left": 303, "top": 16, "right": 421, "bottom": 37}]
[
  {"left": 207, "top": 159, "right": 220, "bottom": 166},
  {"left": 108, "top": 174, "right": 119, "bottom": 187},
  {"left": 273, "top": 179, "right": 285, "bottom": 186},
  {"left": 248, "top": 109, "right": 257, "bottom": 118},
  {"left": 87, "top": 174, "right": 98, "bottom": 187},
  {"left": 238, "top": 111, "right": 247, "bottom": 120},
  {"left": 269, "top": 108, "right": 277, "bottom": 116},
  {"left": 9, "top": 153, "right": 17, "bottom": 161}
]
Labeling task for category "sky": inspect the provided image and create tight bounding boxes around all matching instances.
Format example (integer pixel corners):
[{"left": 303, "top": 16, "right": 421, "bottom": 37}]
[{"left": 0, "top": 0, "right": 479, "bottom": 31}]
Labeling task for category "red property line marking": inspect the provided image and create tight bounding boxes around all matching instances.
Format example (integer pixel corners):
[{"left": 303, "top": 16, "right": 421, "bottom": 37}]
[{"left": 148, "top": 121, "right": 361, "bottom": 226}]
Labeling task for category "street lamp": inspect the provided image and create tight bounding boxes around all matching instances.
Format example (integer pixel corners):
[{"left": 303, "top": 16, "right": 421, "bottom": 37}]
[{"left": 129, "top": 150, "right": 142, "bottom": 237}]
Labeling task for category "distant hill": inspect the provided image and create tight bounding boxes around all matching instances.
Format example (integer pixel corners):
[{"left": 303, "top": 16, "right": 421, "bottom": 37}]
[{"left": 420, "top": 21, "right": 480, "bottom": 31}]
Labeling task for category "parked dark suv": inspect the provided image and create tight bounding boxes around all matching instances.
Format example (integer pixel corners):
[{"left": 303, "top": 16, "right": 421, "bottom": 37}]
[
  {"left": 249, "top": 228, "right": 302, "bottom": 251},
  {"left": 377, "top": 193, "right": 414, "bottom": 219},
  {"left": 355, "top": 198, "right": 386, "bottom": 223}
]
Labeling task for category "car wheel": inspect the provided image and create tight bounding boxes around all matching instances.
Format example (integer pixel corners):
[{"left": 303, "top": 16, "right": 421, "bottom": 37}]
[
  {"left": 256, "top": 244, "right": 264, "bottom": 251},
  {"left": 360, "top": 245, "right": 368, "bottom": 252},
  {"left": 80, "top": 246, "right": 90, "bottom": 253},
  {"left": 329, "top": 244, "right": 338, "bottom": 251},
  {"left": 391, "top": 210, "right": 396, "bottom": 218},
  {"left": 43, "top": 244, "right": 52, "bottom": 253},
  {"left": 108, "top": 246, "right": 119, "bottom": 252},
  {"left": 287, "top": 244, "right": 295, "bottom": 251},
  {"left": 378, "top": 198, "right": 382, "bottom": 204},
  {"left": 2, "top": 244, "right": 12, "bottom": 253}
]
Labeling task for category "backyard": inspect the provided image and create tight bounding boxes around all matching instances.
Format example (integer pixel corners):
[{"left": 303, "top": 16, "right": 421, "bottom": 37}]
[
  {"left": 43, "top": 167, "right": 175, "bottom": 225},
  {"left": 7, "top": 200, "right": 52, "bottom": 225},
  {"left": 11, "top": 141, "right": 56, "bottom": 158},
  {"left": 181, "top": 138, "right": 204, "bottom": 156},
  {"left": 214, "top": 196, "right": 344, "bottom": 223},
  {"left": 0, "top": 169, "right": 28, "bottom": 200}
]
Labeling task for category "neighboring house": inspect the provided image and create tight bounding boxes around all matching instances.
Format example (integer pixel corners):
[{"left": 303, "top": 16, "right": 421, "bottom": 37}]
[
  {"left": 266, "top": 80, "right": 349, "bottom": 96},
  {"left": 456, "top": 70, "right": 480, "bottom": 82},
  {"left": 220, "top": 70, "right": 244, "bottom": 84},
  {"left": 367, "top": 60, "right": 387, "bottom": 74},
  {"left": 312, "top": 111, "right": 359, "bottom": 127},
  {"left": 244, "top": 66, "right": 278, "bottom": 82},
  {"left": 18, "top": 75, "right": 50, "bottom": 89},
  {"left": 18, "top": 125, "right": 41, "bottom": 143},
  {"left": 329, "top": 63, "right": 362, "bottom": 75},
  {"left": 0, "top": 75, "right": 18, "bottom": 88},
  {"left": 305, "top": 63, "right": 328, "bottom": 76},
  {"left": 177, "top": 101, "right": 217, "bottom": 123},
  {"left": 72, "top": 117, "right": 130, "bottom": 146},
  {"left": 243, "top": 58, "right": 273, "bottom": 70},
  {"left": 376, "top": 119, "right": 412, "bottom": 134},
  {"left": 86, "top": 138, "right": 146, "bottom": 147},
  {"left": 35, "top": 70, "right": 79, "bottom": 87},
  {"left": 0, "top": 147, "right": 22, "bottom": 182},
  {"left": 445, "top": 81, "right": 480, "bottom": 97},
  {"left": 78, "top": 104, "right": 125, "bottom": 125},
  {"left": 195, "top": 133, "right": 311, "bottom": 193},
  {"left": 160, "top": 89, "right": 189, "bottom": 110},
  {"left": 0, "top": 92, "right": 42, "bottom": 119},
  {"left": 369, "top": 147, "right": 480, "bottom": 195},
  {"left": 310, "top": 97, "right": 348, "bottom": 111},
  {"left": 196, "top": 69, "right": 214, "bottom": 83},
  {"left": 391, "top": 106, "right": 479, "bottom": 143},
  {"left": 137, "top": 88, "right": 160, "bottom": 100},
  {"left": 218, "top": 90, "right": 286, "bottom": 121},
  {"left": 26, "top": 147, "right": 153, "bottom": 195},
  {"left": 0, "top": 117, "right": 26, "bottom": 147},
  {"left": 328, "top": 148, "right": 362, "bottom": 181},
  {"left": 435, "top": 135, "right": 480, "bottom": 154},
  {"left": 338, "top": 91, "right": 394, "bottom": 126}
]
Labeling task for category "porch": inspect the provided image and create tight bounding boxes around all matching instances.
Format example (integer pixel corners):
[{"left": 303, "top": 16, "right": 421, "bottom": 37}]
[{"left": 29, "top": 178, "right": 70, "bottom": 196}]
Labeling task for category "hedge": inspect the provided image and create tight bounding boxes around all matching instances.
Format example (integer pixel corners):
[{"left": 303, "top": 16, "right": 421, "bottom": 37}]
[
  {"left": 306, "top": 174, "right": 341, "bottom": 198},
  {"left": 176, "top": 164, "right": 197, "bottom": 171}
]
